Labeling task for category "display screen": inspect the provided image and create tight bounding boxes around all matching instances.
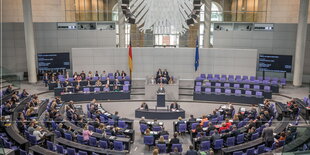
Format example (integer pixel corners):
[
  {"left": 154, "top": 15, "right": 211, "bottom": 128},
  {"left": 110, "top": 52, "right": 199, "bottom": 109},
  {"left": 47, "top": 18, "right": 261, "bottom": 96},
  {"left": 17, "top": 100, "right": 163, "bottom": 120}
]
[
  {"left": 258, "top": 54, "right": 292, "bottom": 73},
  {"left": 37, "top": 53, "right": 70, "bottom": 71}
]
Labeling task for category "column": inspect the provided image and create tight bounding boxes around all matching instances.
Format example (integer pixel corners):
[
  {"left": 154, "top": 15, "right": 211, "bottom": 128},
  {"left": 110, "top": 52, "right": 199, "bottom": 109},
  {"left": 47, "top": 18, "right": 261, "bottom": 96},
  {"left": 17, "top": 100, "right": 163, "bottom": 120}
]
[
  {"left": 118, "top": 0, "right": 126, "bottom": 47},
  {"left": 293, "top": 0, "right": 309, "bottom": 86},
  {"left": 203, "top": 0, "right": 212, "bottom": 48},
  {"left": 22, "top": 0, "right": 37, "bottom": 83}
]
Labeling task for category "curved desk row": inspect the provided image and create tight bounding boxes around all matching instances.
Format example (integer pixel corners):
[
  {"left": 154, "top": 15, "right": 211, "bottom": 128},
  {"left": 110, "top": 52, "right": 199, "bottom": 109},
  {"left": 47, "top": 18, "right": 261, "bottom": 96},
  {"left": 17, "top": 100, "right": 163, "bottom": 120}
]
[
  {"left": 60, "top": 91, "right": 130, "bottom": 102},
  {"left": 199, "top": 87, "right": 272, "bottom": 99},
  {"left": 54, "top": 85, "right": 131, "bottom": 96},
  {"left": 49, "top": 79, "right": 131, "bottom": 90},
  {"left": 29, "top": 145, "right": 59, "bottom": 155},
  {"left": 193, "top": 93, "right": 264, "bottom": 104},
  {"left": 55, "top": 137, "right": 128, "bottom": 155},
  {"left": 135, "top": 108, "right": 185, "bottom": 120},
  {"left": 294, "top": 98, "right": 310, "bottom": 120}
]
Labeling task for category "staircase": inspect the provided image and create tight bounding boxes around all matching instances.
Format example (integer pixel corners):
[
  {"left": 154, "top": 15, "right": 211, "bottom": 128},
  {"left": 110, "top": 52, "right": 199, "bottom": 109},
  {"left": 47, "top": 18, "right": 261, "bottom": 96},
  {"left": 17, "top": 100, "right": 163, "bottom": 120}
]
[
  {"left": 179, "top": 79, "right": 194, "bottom": 100},
  {"left": 130, "top": 80, "right": 145, "bottom": 100}
]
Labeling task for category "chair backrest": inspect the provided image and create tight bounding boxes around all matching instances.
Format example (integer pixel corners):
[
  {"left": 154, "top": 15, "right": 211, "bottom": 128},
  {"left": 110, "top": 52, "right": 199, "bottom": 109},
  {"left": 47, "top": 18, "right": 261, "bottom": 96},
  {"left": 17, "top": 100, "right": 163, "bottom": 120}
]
[
  {"left": 114, "top": 141, "right": 124, "bottom": 151},
  {"left": 235, "top": 89, "right": 241, "bottom": 95},
  {"left": 236, "top": 134, "right": 244, "bottom": 144},
  {"left": 99, "top": 140, "right": 108, "bottom": 149},
  {"left": 224, "top": 83, "right": 230, "bottom": 88},
  {"left": 256, "top": 91, "right": 263, "bottom": 96},
  {"left": 78, "top": 151, "right": 88, "bottom": 155},
  {"left": 140, "top": 124, "right": 148, "bottom": 133},
  {"left": 233, "top": 151, "right": 243, "bottom": 155},
  {"left": 124, "top": 81, "right": 130, "bottom": 85},
  {"left": 200, "top": 141, "right": 210, "bottom": 151},
  {"left": 251, "top": 133, "right": 259, "bottom": 140},
  {"left": 157, "top": 144, "right": 166, "bottom": 153},
  {"left": 242, "top": 76, "right": 248, "bottom": 80},
  {"left": 213, "top": 139, "right": 223, "bottom": 149},
  {"left": 215, "top": 83, "right": 221, "bottom": 87},
  {"left": 178, "top": 124, "right": 186, "bottom": 132},
  {"left": 144, "top": 136, "right": 154, "bottom": 145},
  {"left": 83, "top": 88, "right": 90, "bottom": 92},
  {"left": 118, "top": 120, "right": 126, "bottom": 128},
  {"left": 93, "top": 77, "right": 99, "bottom": 81},
  {"left": 256, "top": 144, "right": 265, "bottom": 154},
  {"left": 196, "top": 82, "right": 202, "bottom": 86},
  {"left": 153, "top": 126, "right": 162, "bottom": 132},
  {"left": 254, "top": 85, "right": 260, "bottom": 90},
  {"left": 215, "top": 88, "right": 221, "bottom": 94},
  {"left": 195, "top": 86, "right": 201, "bottom": 92},
  {"left": 226, "top": 137, "right": 235, "bottom": 146},
  {"left": 225, "top": 89, "right": 231, "bottom": 94},
  {"left": 89, "top": 137, "right": 97, "bottom": 146},
  {"left": 123, "top": 85, "right": 129, "bottom": 92},
  {"left": 171, "top": 144, "right": 182, "bottom": 152},
  {"left": 205, "top": 88, "right": 211, "bottom": 94},
  {"left": 191, "top": 123, "right": 199, "bottom": 130},
  {"left": 88, "top": 125, "right": 95, "bottom": 132},
  {"left": 245, "top": 90, "right": 252, "bottom": 96},
  {"left": 264, "top": 86, "right": 271, "bottom": 92},
  {"left": 214, "top": 74, "right": 220, "bottom": 79},
  {"left": 64, "top": 133, "right": 72, "bottom": 141},
  {"left": 56, "top": 144, "right": 65, "bottom": 154},
  {"left": 207, "top": 74, "right": 213, "bottom": 79},
  {"left": 47, "top": 140, "right": 55, "bottom": 151},
  {"left": 205, "top": 82, "right": 211, "bottom": 87},
  {"left": 245, "top": 148, "right": 255, "bottom": 155},
  {"left": 29, "top": 135, "right": 37, "bottom": 145},
  {"left": 19, "top": 149, "right": 28, "bottom": 155},
  {"left": 94, "top": 87, "right": 100, "bottom": 92},
  {"left": 233, "top": 84, "right": 240, "bottom": 88},
  {"left": 77, "top": 135, "right": 84, "bottom": 144},
  {"left": 67, "top": 148, "right": 76, "bottom": 155}
]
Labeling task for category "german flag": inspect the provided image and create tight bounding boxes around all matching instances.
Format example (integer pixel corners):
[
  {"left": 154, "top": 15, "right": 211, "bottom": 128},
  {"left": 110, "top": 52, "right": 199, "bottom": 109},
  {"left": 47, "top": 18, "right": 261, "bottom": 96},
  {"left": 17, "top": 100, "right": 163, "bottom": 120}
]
[{"left": 128, "top": 41, "right": 133, "bottom": 77}]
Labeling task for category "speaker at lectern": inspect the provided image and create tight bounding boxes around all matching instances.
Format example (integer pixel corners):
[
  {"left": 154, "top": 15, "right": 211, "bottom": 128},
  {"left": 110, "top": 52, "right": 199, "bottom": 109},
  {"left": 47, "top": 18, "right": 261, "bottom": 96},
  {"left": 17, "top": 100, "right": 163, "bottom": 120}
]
[{"left": 156, "top": 84, "right": 165, "bottom": 107}]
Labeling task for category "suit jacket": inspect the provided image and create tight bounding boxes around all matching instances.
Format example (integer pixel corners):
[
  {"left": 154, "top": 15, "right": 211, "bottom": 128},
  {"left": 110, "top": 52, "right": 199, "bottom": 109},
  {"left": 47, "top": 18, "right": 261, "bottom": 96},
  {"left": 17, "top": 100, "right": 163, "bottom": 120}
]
[
  {"left": 169, "top": 137, "right": 180, "bottom": 144},
  {"left": 170, "top": 103, "right": 179, "bottom": 110},
  {"left": 185, "top": 150, "right": 198, "bottom": 155},
  {"left": 262, "top": 127, "right": 274, "bottom": 142},
  {"left": 211, "top": 133, "right": 221, "bottom": 143}
]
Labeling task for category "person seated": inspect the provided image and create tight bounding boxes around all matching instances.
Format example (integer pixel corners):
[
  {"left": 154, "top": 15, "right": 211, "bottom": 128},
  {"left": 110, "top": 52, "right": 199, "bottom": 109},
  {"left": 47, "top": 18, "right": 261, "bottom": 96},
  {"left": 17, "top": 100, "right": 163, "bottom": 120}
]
[
  {"left": 66, "top": 126, "right": 77, "bottom": 138},
  {"left": 188, "top": 115, "right": 196, "bottom": 122},
  {"left": 121, "top": 71, "right": 126, "bottom": 78},
  {"left": 150, "top": 76, "right": 156, "bottom": 84},
  {"left": 113, "top": 85, "right": 119, "bottom": 92},
  {"left": 159, "top": 127, "right": 169, "bottom": 137},
  {"left": 169, "top": 133, "right": 180, "bottom": 144},
  {"left": 206, "top": 122, "right": 216, "bottom": 135},
  {"left": 145, "top": 128, "right": 151, "bottom": 136},
  {"left": 200, "top": 115, "right": 208, "bottom": 126},
  {"left": 245, "top": 127, "right": 255, "bottom": 141},
  {"left": 92, "top": 118, "right": 101, "bottom": 129},
  {"left": 230, "top": 125, "right": 240, "bottom": 137},
  {"left": 57, "top": 123, "right": 65, "bottom": 136},
  {"left": 76, "top": 75, "right": 82, "bottom": 81},
  {"left": 106, "top": 77, "right": 110, "bottom": 85},
  {"left": 153, "top": 119, "right": 160, "bottom": 127},
  {"left": 87, "top": 71, "right": 93, "bottom": 78},
  {"left": 140, "top": 102, "right": 149, "bottom": 110},
  {"left": 74, "top": 85, "right": 81, "bottom": 93},
  {"left": 43, "top": 73, "right": 49, "bottom": 87},
  {"left": 198, "top": 132, "right": 210, "bottom": 142},
  {"left": 94, "top": 71, "right": 99, "bottom": 77},
  {"left": 170, "top": 147, "right": 181, "bottom": 155},
  {"left": 291, "top": 104, "right": 299, "bottom": 119},
  {"left": 114, "top": 79, "right": 120, "bottom": 85},
  {"left": 101, "top": 71, "right": 107, "bottom": 77},
  {"left": 139, "top": 117, "right": 147, "bottom": 125},
  {"left": 73, "top": 72, "right": 78, "bottom": 79},
  {"left": 56, "top": 80, "right": 61, "bottom": 88},
  {"left": 25, "top": 107, "right": 36, "bottom": 118},
  {"left": 254, "top": 116, "right": 262, "bottom": 128},
  {"left": 219, "top": 123, "right": 228, "bottom": 133},
  {"left": 62, "top": 80, "right": 71, "bottom": 87},
  {"left": 114, "top": 70, "right": 121, "bottom": 77},
  {"left": 103, "top": 84, "right": 110, "bottom": 92},
  {"left": 157, "top": 76, "right": 167, "bottom": 84},
  {"left": 185, "top": 145, "right": 198, "bottom": 155},
  {"left": 225, "top": 118, "right": 232, "bottom": 128},
  {"left": 80, "top": 71, "right": 86, "bottom": 80},
  {"left": 33, "top": 126, "right": 46, "bottom": 142},
  {"left": 20, "top": 89, "right": 29, "bottom": 98},
  {"left": 2, "top": 102, "right": 13, "bottom": 115},
  {"left": 208, "top": 111, "right": 218, "bottom": 120},
  {"left": 194, "top": 124, "right": 203, "bottom": 133},
  {"left": 275, "top": 132, "right": 286, "bottom": 145},
  {"left": 27, "top": 122, "right": 36, "bottom": 135},
  {"left": 170, "top": 102, "right": 179, "bottom": 111},
  {"left": 168, "top": 76, "right": 174, "bottom": 84},
  {"left": 82, "top": 125, "right": 93, "bottom": 142},
  {"left": 157, "top": 83, "right": 165, "bottom": 93},
  {"left": 158, "top": 136, "right": 166, "bottom": 144},
  {"left": 4, "top": 85, "right": 13, "bottom": 95},
  {"left": 95, "top": 80, "right": 102, "bottom": 86},
  {"left": 63, "top": 87, "right": 70, "bottom": 93},
  {"left": 156, "top": 69, "right": 163, "bottom": 81}
]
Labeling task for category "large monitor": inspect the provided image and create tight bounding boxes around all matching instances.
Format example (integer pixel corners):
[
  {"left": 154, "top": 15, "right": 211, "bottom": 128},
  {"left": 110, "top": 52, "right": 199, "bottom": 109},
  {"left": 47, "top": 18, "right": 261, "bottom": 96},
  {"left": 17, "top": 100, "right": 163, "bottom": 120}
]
[
  {"left": 37, "top": 52, "right": 70, "bottom": 72},
  {"left": 258, "top": 54, "right": 293, "bottom": 73}
]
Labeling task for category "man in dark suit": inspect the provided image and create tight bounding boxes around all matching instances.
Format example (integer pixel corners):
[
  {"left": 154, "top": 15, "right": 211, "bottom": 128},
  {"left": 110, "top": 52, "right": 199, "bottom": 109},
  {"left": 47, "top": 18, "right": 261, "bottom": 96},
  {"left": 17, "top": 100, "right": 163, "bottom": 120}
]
[
  {"left": 111, "top": 111, "right": 120, "bottom": 124},
  {"left": 4, "top": 85, "right": 13, "bottom": 95},
  {"left": 140, "top": 102, "right": 149, "bottom": 110},
  {"left": 170, "top": 102, "right": 179, "bottom": 110},
  {"left": 198, "top": 132, "right": 210, "bottom": 142},
  {"left": 157, "top": 84, "right": 165, "bottom": 93},
  {"left": 262, "top": 126, "right": 274, "bottom": 147},
  {"left": 121, "top": 71, "right": 126, "bottom": 78},
  {"left": 185, "top": 145, "right": 198, "bottom": 155},
  {"left": 80, "top": 71, "right": 86, "bottom": 80},
  {"left": 230, "top": 126, "right": 240, "bottom": 137},
  {"left": 169, "top": 133, "right": 180, "bottom": 144},
  {"left": 211, "top": 129, "right": 221, "bottom": 144},
  {"left": 114, "top": 70, "right": 120, "bottom": 77}
]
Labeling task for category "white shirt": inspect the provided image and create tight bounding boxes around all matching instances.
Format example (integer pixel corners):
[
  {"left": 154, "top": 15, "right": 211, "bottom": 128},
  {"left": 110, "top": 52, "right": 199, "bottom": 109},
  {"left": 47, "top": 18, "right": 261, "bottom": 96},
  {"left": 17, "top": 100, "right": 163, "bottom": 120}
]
[{"left": 33, "top": 130, "right": 45, "bottom": 141}]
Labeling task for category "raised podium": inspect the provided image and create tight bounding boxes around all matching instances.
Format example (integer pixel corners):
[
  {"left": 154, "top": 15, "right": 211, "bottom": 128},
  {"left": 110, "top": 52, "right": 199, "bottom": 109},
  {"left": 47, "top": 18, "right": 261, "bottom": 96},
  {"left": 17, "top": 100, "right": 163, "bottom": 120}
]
[{"left": 157, "top": 93, "right": 165, "bottom": 107}]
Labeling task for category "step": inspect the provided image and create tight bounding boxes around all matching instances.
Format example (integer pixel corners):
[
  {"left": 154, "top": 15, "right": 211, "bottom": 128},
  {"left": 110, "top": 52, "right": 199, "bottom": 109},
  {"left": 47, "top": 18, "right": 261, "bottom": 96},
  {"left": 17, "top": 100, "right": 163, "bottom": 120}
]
[
  {"left": 179, "top": 89, "right": 193, "bottom": 94},
  {"left": 179, "top": 79, "right": 194, "bottom": 88},
  {"left": 131, "top": 89, "right": 145, "bottom": 94},
  {"left": 179, "top": 95, "right": 193, "bottom": 100},
  {"left": 130, "top": 94, "right": 145, "bottom": 100}
]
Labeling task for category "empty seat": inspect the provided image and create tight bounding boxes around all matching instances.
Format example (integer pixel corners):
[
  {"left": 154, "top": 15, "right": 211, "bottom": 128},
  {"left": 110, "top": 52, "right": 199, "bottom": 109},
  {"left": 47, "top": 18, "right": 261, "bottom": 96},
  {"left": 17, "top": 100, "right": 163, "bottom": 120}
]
[{"left": 205, "top": 88, "right": 211, "bottom": 94}]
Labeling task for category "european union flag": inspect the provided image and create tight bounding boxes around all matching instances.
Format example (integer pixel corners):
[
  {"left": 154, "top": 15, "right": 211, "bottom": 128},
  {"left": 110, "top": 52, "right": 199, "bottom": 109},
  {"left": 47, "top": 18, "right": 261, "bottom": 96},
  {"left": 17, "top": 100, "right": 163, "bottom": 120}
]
[{"left": 195, "top": 38, "right": 199, "bottom": 71}]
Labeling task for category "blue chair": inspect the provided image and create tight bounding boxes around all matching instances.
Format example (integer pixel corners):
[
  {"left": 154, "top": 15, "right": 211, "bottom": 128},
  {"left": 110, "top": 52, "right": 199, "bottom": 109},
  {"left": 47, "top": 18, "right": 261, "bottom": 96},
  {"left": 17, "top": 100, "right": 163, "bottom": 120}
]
[
  {"left": 171, "top": 144, "right": 182, "bottom": 153},
  {"left": 140, "top": 124, "right": 148, "bottom": 133},
  {"left": 178, "top": 124, "right": 186, "bottom": 134},
  {"left": 254, "top": 144, "right": 265, "bottom": 154},
  {"left": 202, "top": 121, "right": 209, "bottom": 127},
  {"left": 78, "top": 151, "right": 87, "bottom": 155},
  {"left": 157, "top": 144, "right": 167, "bottom": 153},
  {"left": 89, "top": 137, "right": 97, "bottom": 146},
  {"left": 243, "top": 147, "right": 255, "bottom": 155},
  {"left": 144, "top": 136, "right": 154, "bottom": 150},
  {"left": 99, "top": 140, "right": 108, "bottom": 149},
  {"left": 77, "top": 135, "right": 87, "bottom": 144},
  {"left": 225, "top": 137, "right": 235, "bottom": 147},
  {"left": 191, "top": 123, "right": 199, "bottom": 130},
  {"left": 114, "top": 141, "right": 124, "bottom": 151},
  {"left": 278, "top": 140, "right": 285, "bottom": 147},
  {"left": 29, "top": 135, "right": 37, "bottom": 145},
  {"left": 118, "top": 120, "right": 127, "bottom": 129},
  {"left": 213, "top": 139, "right": 223, "bottom": 150},
  {"left": 4, "top": 140, "right": 18, "bottom": 150},
  {"left": 195, "top": 86, "right": 201, "bottom": 93},
  {"left": 55, "top": 130, "right": 62, "bottom": 138},
  {"left": 64, "top": 133, "right": 73, "bottom": 141},
  {"left": 95, "top": 128, "right": 103, "bottom": 134},
  {"left": 108, "top": 119, "right": 115, "bottom": 126},
  {"left": 200, "top": 141, "right": 210, "bottom": 151},
  {"left": 67, "top": 147, "right": 77, "bottom": 155},
  {"left": 19, "top": 149, "right": 28, "bottom": 155},
  {"left": 200, "top": 74, "right": 206, "bottom": 79},
  {"left": 236, "top": 134, "right": 244, "bottom": 144},
  {"left": 47, "top": 140, "right": 56, "bottom": 151},
  {"left": 153, "top": 126, "right": 162, "bottom": 132},
  {"left": 163, "top": 135, "right": 169, "bottom": 140},
  {"left": 233, "top": 151, "right": 243, "bottom": 155},
  {"left": 83, "top": 88, "right": 90, "bottom": 93},
  {"left": 88, "top": 125, "right": 95, "bottom": 132},
  {"left": 251, "top": 133, "right": 259, "bottom": 140},
  {"left": 56, "top": 144, "right": 67, "bottom": 154},
  {"left": 265, "top": 142, "right": 276, "bottom": 152},
  {"left": 51, "top": 121, "right": 57, "bottom": 130}
]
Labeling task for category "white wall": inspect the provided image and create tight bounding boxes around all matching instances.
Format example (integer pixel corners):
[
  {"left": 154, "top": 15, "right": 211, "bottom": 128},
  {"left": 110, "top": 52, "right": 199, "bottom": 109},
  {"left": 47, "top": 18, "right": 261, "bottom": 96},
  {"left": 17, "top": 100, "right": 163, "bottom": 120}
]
[{"left": 72, "top": 48, "right": 258, "bottom": 80}]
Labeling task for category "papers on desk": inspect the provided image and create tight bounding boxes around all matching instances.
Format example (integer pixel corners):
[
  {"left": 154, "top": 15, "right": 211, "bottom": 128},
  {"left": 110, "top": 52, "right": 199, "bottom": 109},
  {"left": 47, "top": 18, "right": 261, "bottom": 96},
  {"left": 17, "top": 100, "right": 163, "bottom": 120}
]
[
  {"left": 124, "top": 129, "right": 129, "bottom": 133},
  {"left": 109, "top": 136, "right": 116, "bottom": 140},
  {"left": 196, "top": 118, "right": 202, "bottom": 121},
  {"left": 159, "top": 122, "right": 163, "bottom": 126}
]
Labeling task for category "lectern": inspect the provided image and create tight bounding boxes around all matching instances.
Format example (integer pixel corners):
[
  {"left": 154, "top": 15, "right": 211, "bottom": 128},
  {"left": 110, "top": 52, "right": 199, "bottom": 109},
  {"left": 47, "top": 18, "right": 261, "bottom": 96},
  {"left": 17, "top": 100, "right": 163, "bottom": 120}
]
[{"left": 157, "top": 93, "right": 165, "bottom": 107}]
